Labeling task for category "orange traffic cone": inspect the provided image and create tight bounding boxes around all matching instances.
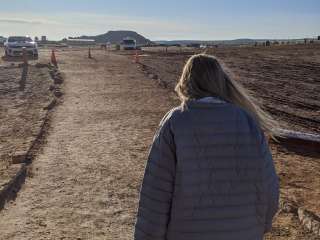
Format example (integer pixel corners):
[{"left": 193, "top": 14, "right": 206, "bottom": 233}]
[
  {"left": 88, "top": 47, "right": 92, "bottom": 58},
  {"left": 134, "top": 50, "right": 139, "bottom": 63},
  {"left": 51, "top": 49, "right": 58, "bottom": 67}
]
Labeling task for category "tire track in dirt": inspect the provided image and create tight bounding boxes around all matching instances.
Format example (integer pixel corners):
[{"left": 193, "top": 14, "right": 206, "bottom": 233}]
[{"left": 0, "top": 50, "right": 173, "bottom": 239}]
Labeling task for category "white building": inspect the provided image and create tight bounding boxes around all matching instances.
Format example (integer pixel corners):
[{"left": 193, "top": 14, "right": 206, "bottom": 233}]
[{"left": 67, "top": 38, "right": 96, "bottom": 46}]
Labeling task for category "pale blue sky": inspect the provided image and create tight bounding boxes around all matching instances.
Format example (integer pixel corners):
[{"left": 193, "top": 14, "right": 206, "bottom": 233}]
[{"left": 0, "top": 0, "right": 319, "bottom": 40}]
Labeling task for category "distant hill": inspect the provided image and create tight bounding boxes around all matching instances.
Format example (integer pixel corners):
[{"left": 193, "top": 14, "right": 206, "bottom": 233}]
[{"left": 72, "top": 31, "right": 152, "bottom": 45}]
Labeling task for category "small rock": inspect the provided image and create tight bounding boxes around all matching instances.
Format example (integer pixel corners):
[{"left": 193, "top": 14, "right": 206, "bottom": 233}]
[
  {"left": 35, "top": 63, "right": 49, "bottom": 68},
  {"left": 44, "top": 99, "right": 57, "bottom": 110},
  {"left": 49, "top": 85, "right": 55, "bottom": 91},
  {"left": 54, "top": 89, "right": 63, "bottom": 98},
  {"left": 152, "top": 74, "right": 158, "bottom": 80},
  {"left": 18, "top": 63, "right": 28, "bottom": 68},
  {"left": 38, "top": 221, "right": 47, "bottom": 227},
  {"left": 53, "top": 75, "right": 63, "bottom": 84},
  {"left": 280, "top": 200, "right": 297, "bottom": 214},
  {"left": 298, "top": 207, "right": 320, "bottom": 236},
  {"left": 12, "top": 153, "right": 27, "bottom": 164},
  {"left": 158, "top": 79, "right": 168, "bottom": 88}
]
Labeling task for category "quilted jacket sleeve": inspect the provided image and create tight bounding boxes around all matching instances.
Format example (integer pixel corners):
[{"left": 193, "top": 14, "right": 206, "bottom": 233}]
[
  {"left": 134, "top": 115, "right": 176, "bottom": 240},
  {"left": 261, "top": 132, "right": 279, "bottom": 233}
]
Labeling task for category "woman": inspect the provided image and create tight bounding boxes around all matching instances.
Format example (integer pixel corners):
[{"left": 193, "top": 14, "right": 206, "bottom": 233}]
[{"left": 134, "top": 54, "right": 279, "bottom": 240}]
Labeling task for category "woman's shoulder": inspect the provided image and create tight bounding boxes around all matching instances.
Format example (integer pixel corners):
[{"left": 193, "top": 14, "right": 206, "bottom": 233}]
[
  {"left": 230, "top": 104, "right": 264, "bottom": 140},
  {"left": 160, "top": 104, "right": 261, "bottom": 131},
  {"left": 159, "top": 106, "right": 184, "bottom": 126}
]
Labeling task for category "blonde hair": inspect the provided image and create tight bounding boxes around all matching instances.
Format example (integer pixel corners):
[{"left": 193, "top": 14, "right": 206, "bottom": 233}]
[{"left": 175, "top": 54, "right": 279, "bottom": 138}]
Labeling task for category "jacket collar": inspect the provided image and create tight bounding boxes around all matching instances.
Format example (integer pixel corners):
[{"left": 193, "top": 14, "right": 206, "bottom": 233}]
[
  {"left": 196, "top": 96, "right": 226, "bottom": 104},
  {"left": 186, "top": 97, "right": 228, "bottom": 109}
]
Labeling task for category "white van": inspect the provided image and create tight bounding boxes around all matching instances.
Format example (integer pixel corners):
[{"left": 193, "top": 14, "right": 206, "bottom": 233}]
[{"left": 121, "top": 38, "right": 136, "bottom": 50}]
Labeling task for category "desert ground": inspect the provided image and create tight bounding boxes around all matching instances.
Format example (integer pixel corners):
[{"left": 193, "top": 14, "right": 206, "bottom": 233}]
[{"left": 0, "top": 45, "right": 319, "bottom": 239}]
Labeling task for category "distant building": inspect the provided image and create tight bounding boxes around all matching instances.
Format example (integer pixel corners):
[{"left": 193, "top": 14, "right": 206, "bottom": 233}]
[
  {"left": 41, "top": 36, "right": 47, "bottom": 42},
  {"left": 67, "top": 38, "right": 96, "bottom": 46}
]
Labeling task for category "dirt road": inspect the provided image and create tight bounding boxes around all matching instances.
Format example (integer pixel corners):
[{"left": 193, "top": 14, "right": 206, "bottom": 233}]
[{"left": 0, "top": 50, "right": 173, "bottom": 239}]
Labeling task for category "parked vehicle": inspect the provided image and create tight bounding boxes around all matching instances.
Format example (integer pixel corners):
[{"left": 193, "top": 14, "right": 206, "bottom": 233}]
[
  {"left": 0, "top": 36, "right": 6, "bottom": 46},
  {"left": 120, "top": 38, "right": 136, "bottom": 50},
  {"left": 4, "top": 36, "right": 38, "bottom": 57}
]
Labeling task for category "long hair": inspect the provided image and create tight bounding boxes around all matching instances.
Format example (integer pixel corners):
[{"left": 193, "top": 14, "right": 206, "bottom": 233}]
[{"left": 175, "top": 54, "right": 279, "bottom": 138}]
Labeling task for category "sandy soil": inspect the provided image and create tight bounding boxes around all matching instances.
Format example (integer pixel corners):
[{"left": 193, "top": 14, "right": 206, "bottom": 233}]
[
  {"left": 0, "top": 47, "right": 318, "bottom": 239},
  {"left": 0, "top": 49, "right": 57, "bottom": 200},
  {"left": 0, "top": 64, "right": 53, "bottom": 167}
]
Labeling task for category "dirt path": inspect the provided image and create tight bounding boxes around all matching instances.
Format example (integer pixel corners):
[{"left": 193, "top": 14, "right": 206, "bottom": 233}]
[{"left": 0, "top": 50, "right": 173, "bottom": 239}]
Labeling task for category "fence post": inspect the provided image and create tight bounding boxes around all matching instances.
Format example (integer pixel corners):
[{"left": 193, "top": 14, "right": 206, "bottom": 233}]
[
  {"left": 22, "top": 47, "right": 28, "bottom": 65},
  {"left": 88, "top": 47, "right": 92, "bottom": 58}
]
